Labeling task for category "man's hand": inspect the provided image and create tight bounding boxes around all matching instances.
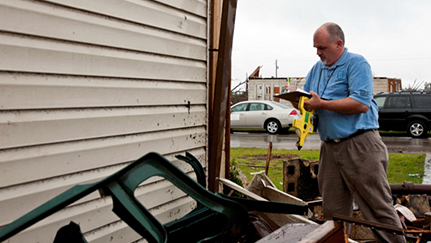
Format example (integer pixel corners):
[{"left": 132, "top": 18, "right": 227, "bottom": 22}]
[
  {"left": 304, "top": 91, "right": 321, "bottom": 111},
  {"left": 304, "top": 91, "right": 369, "bottom": 114}
]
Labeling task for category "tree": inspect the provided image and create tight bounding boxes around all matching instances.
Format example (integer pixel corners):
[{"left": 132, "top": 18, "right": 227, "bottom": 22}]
[{"left": 231, "top": 90, "right": 248, "bottom": 105}]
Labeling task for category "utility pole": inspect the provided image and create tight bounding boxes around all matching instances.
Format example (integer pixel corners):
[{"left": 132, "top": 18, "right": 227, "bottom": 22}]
[
  {"left": 245, "top": 72, "right": 249, "bottom": 92},
  {"left": 275, "top": 59, "right": 279, "bottom": 78}
]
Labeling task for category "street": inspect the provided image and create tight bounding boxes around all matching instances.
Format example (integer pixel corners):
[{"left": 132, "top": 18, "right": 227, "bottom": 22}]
[{"left": 230, "top": 131, "right": 431, "bottom": 153}]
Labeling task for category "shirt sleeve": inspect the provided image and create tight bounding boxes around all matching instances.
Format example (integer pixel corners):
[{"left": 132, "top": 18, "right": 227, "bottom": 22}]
[{"left": 347, "top": 58, "right": 374, "bottom": 107}]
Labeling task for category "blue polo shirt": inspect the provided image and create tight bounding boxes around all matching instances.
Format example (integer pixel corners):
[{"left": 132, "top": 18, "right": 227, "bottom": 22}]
[{"left": 304, "top": 48, "right": 379, "bottom": 141}]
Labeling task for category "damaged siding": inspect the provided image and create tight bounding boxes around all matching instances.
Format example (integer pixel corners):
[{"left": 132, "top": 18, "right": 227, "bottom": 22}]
[{"left": 0, "top": 0, "right": 208, "bottom": 242}]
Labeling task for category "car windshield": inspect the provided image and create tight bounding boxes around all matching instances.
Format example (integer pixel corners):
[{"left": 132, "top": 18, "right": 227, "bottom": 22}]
[
  {"left": 374, "top": 96, "right": 386, "bottom": 109},
  {"left": 270, "top": 101, "right": 291, "bottom": 109},
  {"left": 231, "top": 103, "right": 248, "bottom": 112}
]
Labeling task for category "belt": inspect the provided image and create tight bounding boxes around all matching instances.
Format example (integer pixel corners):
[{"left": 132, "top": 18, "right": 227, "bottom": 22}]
[{"left": 326, "top": 129, "right": 376, "bottom": 143}]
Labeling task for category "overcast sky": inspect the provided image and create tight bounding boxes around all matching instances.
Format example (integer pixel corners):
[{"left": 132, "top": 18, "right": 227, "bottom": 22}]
[{"left": 231, "top": 0, "right": 431, "bottom": 91}]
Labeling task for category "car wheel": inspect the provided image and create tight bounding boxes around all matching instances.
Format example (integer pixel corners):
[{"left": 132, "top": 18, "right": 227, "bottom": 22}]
[
  {"left": 407, "top": 120, "right": 427, "bottom": 138},
  {"left": 265, "top": 119, "right": 281, "bottom": 134}
]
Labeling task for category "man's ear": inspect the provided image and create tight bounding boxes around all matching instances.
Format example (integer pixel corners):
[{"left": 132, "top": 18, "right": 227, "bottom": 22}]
[{"left": 336, "top": 39, "right": 344, "bottom": 48}]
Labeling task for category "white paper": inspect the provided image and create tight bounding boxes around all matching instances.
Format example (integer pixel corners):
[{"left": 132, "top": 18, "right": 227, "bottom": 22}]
[{"left": 295, "top": 88, "right": 310, "bottom": 95}]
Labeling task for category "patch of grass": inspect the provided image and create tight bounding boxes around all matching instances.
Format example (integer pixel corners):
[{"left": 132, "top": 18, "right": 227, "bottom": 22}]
[
  {"left": 231, "top": 148, "right": 320, "bottom": 190},
  {"left": 230, "top": 147, "right": 425, "bottom": 191},
  {"left": 387, "top": 153, "right": 425, "bottom": 184}
]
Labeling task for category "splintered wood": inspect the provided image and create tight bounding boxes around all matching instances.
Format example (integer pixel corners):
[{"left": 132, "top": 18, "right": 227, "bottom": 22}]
[{"left": 396, "top": 194, "right": 431, "bottom": 218}]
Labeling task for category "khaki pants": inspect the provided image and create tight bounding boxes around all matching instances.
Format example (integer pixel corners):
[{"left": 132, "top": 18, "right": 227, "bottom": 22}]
[{"left": 318, "top": 130, "right": 406, "bottom": 243}]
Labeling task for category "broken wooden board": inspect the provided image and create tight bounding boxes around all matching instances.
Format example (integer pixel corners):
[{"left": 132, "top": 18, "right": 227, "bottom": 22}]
[
  {"left": 332, "top": 213, "right": 404, "bottom": 235},
  {"left": 218, "top": 176, "right": 315, "bottom": 226},
  {"left": 217, "top": 177, "right": 267, "bottom": 201},
  {"left": 220, "top": 174, "right": 362, "bottom": 242},
  {"left": 256, "top": 221, "right": 345, "bottom": 243},
  {"left": 299, "top": 220, "right": 345, "bottom": 243},
  {"left": 404, "top": 194, "right": 431, "bottom": 218},
  {"left": 255, "top": 223, "right": 320, "bottom": 243},
  {"left": 246, "top": 172, "right": 316, "bottom": 226},
  {"left": 349, "top": 210, "right": 374, "bottom": 241}
]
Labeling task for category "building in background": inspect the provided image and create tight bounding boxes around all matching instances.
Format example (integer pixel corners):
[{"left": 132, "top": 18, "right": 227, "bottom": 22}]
[{"left": 246, "top": 67, "right": 402, "bottom": 105}]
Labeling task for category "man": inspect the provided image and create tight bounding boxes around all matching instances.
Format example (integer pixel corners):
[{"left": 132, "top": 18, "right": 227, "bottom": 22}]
[{"left": 303, "top": 23, "right": 406, "bottom": 242}]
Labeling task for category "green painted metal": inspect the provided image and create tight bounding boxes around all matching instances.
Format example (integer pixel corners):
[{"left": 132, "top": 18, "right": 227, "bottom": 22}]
[{"left": 0, "top": 152, "right": 249, "bottom": 243}]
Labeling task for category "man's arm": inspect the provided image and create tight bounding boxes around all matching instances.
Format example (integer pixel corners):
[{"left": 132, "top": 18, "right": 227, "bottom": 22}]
[{"left": 304, "top": 91, "right": 369, "bottom": 114}]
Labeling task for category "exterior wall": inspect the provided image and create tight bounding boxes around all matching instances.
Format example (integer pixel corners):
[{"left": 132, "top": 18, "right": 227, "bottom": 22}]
[
  {"left": 0, "top": 0, "right": 208, "bottom": 242},
  {"left": 374, "top": 77, "right": 402, "bottom": 93},
  {"left": 248, "top": 77, "right": 306, "bottom": 106}
]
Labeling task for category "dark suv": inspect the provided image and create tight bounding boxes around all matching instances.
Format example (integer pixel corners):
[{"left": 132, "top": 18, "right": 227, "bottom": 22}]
[{"left": 374, "top": 91, "right": 431, "bottom": 138}]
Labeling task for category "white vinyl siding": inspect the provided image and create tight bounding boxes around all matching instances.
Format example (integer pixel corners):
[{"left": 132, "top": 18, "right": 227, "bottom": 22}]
[{"left": 0, "top": 0, "right": 208, "bottom": 242}]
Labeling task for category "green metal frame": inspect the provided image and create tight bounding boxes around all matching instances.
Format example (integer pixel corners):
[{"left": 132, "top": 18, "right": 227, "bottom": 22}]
[
  {"left": 0, "top": 152, "right": 310, "bottom": 242},
  {"left": 0, "top": 152, "right": 249, "bottom": 243}
]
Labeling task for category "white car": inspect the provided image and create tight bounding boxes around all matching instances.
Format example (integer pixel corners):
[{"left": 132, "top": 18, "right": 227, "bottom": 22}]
[{"left": 230, "top": 100, "right": 300, "bottom": 134}]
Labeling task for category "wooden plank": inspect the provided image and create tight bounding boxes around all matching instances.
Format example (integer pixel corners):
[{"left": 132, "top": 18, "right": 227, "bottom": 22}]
[
  {"left": 262, "top": 184, "right": 307, "bottom": 205},
  {"left": 217, "top": 178, "right": 267, "bottom": 201},
  {"left": 247, "top": 173, "right": 316, "bottom": 226},
  {"left": 332, "top": 213, "right": 404, "bottom": 235},
  {"left": 0, "top": 33, "right": 206, "bottom": 81},
  {"left": 256, "top": 223, "right": 320, "bottom": 243},
  {"left": 40, "top": 0, "right": 207, "bottom": 38},
  {"left": 258, "top": 221, "right": 346, "bottom": 243},
  {"left": 208, "top": 0, "right": 237, "bottom": 192},
  {"left": 261, "top": 186, "right": 316, "bottom": 225},
  {"left": 299, "top": 220, "right": 344, "bottom": 243},
  {"left": 0, "top": 127, "right": 207, "bottom": 187},
  {"left": 0, "top": 1, "right": 206, "bottom": 60}
]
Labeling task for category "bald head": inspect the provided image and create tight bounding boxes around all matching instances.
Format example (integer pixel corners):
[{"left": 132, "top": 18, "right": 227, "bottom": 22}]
[
  {"left": 322, "top": 22, "right": 345, "bottom": 45},
  {"left": 313, "top": 23, "right": 345, "bottom": 67}
]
